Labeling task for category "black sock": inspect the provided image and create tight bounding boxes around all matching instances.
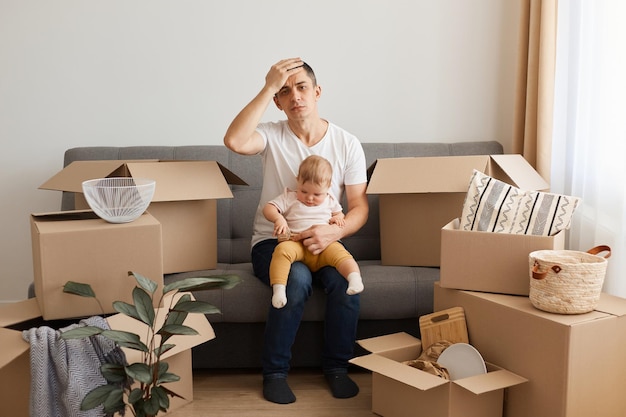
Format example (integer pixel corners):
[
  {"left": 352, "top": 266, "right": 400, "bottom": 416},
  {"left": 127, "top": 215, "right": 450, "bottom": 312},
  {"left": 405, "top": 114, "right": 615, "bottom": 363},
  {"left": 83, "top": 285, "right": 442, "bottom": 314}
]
[
  {"left": 263, "top": 377, "right": 296, "bottom": 404},
  {"left": 325, "top": 373, "right": 359, "bottom": 399}
]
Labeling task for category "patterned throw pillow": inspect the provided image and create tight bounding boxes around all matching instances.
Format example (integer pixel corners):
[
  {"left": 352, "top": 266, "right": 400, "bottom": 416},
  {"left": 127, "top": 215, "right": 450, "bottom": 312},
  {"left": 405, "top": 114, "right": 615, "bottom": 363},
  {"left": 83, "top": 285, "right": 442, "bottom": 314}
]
[{"left": 460, "top": 170, "right": 580, "bottom": 236}]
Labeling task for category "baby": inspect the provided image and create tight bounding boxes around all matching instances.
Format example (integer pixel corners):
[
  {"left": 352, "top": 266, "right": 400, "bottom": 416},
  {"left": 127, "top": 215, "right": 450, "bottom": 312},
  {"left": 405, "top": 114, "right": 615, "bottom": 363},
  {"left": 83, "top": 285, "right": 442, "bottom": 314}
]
[{"left": 263, "top": 155, "right": 364, "bottom": 308}]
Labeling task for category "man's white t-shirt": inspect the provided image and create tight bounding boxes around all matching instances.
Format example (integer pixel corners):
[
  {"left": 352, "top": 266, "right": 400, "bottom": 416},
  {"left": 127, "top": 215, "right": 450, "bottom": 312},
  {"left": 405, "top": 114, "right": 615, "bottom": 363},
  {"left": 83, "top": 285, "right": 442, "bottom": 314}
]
[{"left": 251, "top": 120, "right": 367, "bottom": 248}]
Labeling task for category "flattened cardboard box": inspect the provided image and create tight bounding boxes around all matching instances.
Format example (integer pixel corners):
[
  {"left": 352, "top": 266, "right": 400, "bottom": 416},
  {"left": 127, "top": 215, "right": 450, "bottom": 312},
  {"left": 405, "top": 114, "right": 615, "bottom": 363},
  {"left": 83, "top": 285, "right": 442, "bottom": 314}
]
[
  {"left": 434, "top": 282, "right": 626, "bottom": 417},
  {"left": 366, "top": 154, "right": 548, "bottom": 267},
  {"left": 440, "top": 218, "right": 565, "bottom": 295},
  {"left": 40, "top": 160, "right": 247, "bottom": 273},
  {"left": 350, "top": 332, "right": 527, "bottom": 417},
  {"left": 31, "top": 210, "right": 163, "bottom": 320},
  {"left": 0, "top": 294, "right": 215, "bottom": 417}
]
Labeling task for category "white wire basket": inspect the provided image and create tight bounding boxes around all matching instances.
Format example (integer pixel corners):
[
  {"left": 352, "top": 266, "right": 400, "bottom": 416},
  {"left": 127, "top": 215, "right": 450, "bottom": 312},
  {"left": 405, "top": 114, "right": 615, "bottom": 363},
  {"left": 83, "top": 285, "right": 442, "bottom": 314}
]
[{"left": 82, "top": 177, "right": 156, "bottom": 223}]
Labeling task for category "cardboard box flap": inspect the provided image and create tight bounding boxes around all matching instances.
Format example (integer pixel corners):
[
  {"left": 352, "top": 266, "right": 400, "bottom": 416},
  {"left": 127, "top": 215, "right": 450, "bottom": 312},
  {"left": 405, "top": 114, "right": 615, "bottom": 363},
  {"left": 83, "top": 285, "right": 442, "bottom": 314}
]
[
  {"left": 106, "top": 292, "right": 216, "bottom": 363},
  {"left": 465, "top": 289, "right": 612, "bottom": 325},
  {"left": 366, "top": 154, "right": 548, "bottom": 195},
  {"left": 367, "top": 156, "right": 488, "bottom": 194},
  {"left": 453, "top": 368, "right": 528, "bottom": 395},
  {"left": 357, "top": 332, "right": 421, "bottom": 354},
  {"left": 31, "top": 211, "right": 158, "bottom": 235},
  {"left": 350, "top": 353, "right": 448, "bottom": 391},
  {"left": 0, "top": 298, "right": 42, "bottom": 328},
  {"left": 593, "top": 293, "right": 626, "bottom": 317},
  {"left": 0, "top": 298, "right": 41, "bottom": 370},
  {"left": 0, "top": 328, "right": 30, "bottom": 370},
  {"left": 125, "top": 161, "right": 233, "bottom": 202},
  {"left": 40, "top": 160, "right": 247, "bottom": 202},
  {"left": 39, "top": 161, "right": 129, "bottom": 193},
  {"left": 489, "top": 154, "right": 549, "bottom": 190},
  {"left": 216, "top": 162, "right": 248, "bottom": 187},
  {"left": 153, "top": 160, "right": 247, "bottom": 187},
  {"left": 31, "top": 210, "right": 100, "bottom": 224}
]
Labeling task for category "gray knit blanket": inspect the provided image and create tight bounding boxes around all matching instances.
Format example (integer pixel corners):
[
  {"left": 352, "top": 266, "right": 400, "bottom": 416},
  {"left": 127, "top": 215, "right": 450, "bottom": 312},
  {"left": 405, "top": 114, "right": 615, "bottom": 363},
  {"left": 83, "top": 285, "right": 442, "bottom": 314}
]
[{"left": 22, "top": 316, "right": 128, "bottom": 417}]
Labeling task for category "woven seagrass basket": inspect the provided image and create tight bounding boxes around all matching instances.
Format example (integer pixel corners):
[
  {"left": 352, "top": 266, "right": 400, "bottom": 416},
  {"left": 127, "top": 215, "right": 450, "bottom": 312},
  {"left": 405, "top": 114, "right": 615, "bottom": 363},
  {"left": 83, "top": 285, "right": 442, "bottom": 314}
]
[{"left": 529, "top": 245, "right": 611, "bottom": 314}]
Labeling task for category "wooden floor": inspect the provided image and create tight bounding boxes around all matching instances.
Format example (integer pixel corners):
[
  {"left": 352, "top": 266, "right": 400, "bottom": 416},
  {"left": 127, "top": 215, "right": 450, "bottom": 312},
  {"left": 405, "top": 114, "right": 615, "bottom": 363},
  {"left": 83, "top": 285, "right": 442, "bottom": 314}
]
[{"left": 165, "top": 368, "right": 377, "bottom": 417}]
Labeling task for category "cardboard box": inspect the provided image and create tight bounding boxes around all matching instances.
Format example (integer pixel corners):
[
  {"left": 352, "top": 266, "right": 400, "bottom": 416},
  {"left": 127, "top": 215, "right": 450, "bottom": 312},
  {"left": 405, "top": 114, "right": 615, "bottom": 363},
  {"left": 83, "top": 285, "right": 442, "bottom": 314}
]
[
  {"left": 434, "top": 282, "right": 626, "bottom": 417},
  {"left": 366, "top": 154, "right": 548, "bottom": 266},
  {"left": 350, "top": 332, "right": 527, "bottom": 417},
  {"left": 31, "top": 210, "right": 163, "bottom": 320},
  {"left": 39, "top": 160, "right": 247, "bottom": 273},
  {"left": 440, "top": 218, "right": 565, "bottom": 295},
  {"left": 0, "top": 294, "right": 214, "bottom": 417}
]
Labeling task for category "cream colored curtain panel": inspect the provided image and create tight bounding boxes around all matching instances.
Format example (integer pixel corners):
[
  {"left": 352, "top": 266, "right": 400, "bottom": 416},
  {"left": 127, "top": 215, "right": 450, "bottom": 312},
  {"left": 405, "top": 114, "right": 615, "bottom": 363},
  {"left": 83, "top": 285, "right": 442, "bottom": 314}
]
[{"left": 513, "top": 0, "right": 558, "bottom": 182}]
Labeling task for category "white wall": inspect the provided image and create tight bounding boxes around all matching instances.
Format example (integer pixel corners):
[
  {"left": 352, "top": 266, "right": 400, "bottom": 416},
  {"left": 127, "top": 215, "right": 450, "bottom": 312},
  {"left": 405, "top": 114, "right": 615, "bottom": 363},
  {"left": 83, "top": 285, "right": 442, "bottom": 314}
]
[{"left": 0, "top": 0, "right": 521, "bottom": 303}]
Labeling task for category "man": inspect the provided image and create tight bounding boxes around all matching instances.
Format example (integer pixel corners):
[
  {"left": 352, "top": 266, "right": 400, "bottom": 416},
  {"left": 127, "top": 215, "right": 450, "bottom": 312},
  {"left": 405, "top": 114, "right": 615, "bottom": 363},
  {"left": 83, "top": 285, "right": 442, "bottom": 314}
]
[{"left": 224, "top": 57, "right": 368, "bottom": 404}]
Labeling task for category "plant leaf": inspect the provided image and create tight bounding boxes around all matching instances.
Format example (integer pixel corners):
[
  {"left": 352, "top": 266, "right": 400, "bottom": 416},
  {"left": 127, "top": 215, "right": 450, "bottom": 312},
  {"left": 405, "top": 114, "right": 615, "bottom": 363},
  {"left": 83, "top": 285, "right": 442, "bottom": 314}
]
[
  {"left": 163, "top": 275, "right": 241, "bottom": 294},
  {"left": 164, "top": 310, "right": 188, "bottom": 327},
  {"left": 128, "top": 387, "right": 144, "bottom": 405},
  {"left": 131, "top": 398, "right": 147, "bottom": 417},
  {"left": 157, "top": 372, "right": 181, "bottom": 384},
  {"left": 102, "top": 387, "right": 125, "bottom": 414},
  {"left": 100, "top": 363, "right": 128, "bottom": 383},
  {"left": 80, "top": 384, "right": 118, "bottom": 411},
  {"left": 157, "top": 360, "right": 169, "bottom": 376},
  {"left": 158, "top": 324, "right": 199, "bottom": 338},
  {"left": 152, "top": 385, "right": 170, "bottom": 410},
  {"left": 172, "top": 293, "right": 192, "bottom": 307},
  {"left": 133, "top": 286, "right": 155, "bottom": 327},
  {"left": 143, "top": 389, "right": 161, "bottom": 416},
  {"left": 60, "top": 326, "right": 104, "bottom": 340},
  {"left": 101, "top": 330, "right": 149, "bottom": 352},
  {"left": 129, "top": 271, "right": 158, "bottom": 295},
  {"left": 154, "top": 343, "right": 176, "bottom": 357},
  {"left": 160, "top": 384, "right": 186, "bottom": 400},
  {"left": 125, "top": 362, "right": 153, "bottom": 384},
  {"left": 173, "top": 300, "right": 221, "bottom": 315},
  {"left": 112, "top": 300, "right": 141, "bottom": 322},
  {"left": 63, "top": 281, "right": 96, "bottom": 298}
]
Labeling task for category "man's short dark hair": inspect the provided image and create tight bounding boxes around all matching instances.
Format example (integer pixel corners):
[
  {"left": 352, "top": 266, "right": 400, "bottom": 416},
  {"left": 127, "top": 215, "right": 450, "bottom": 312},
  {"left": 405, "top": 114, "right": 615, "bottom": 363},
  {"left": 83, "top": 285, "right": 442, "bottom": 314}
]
[{"left": 302, "top": 62, "right": 317, "bottom": 86}]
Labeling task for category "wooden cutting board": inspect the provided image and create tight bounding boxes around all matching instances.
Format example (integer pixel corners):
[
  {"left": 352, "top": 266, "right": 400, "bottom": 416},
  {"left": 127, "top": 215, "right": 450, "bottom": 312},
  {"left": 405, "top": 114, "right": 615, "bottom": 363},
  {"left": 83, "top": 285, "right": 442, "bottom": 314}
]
[{"left": 419, "top": 306, "right": 469, "bottom": 349}]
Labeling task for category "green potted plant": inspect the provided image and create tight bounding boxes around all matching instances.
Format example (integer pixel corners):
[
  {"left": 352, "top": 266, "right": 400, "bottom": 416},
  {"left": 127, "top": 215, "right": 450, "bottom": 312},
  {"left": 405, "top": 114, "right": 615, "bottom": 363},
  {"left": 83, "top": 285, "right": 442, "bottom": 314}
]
[{"left": 61, "top": 271, "right": 240, "bottom": 417}]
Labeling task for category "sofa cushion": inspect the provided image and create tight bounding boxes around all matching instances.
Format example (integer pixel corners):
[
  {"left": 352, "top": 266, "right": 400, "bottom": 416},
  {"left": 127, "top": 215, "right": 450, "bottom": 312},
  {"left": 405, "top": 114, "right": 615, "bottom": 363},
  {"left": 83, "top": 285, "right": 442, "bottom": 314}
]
[{"left": 166, "top": 260, "right": 439, "bottom": 323}]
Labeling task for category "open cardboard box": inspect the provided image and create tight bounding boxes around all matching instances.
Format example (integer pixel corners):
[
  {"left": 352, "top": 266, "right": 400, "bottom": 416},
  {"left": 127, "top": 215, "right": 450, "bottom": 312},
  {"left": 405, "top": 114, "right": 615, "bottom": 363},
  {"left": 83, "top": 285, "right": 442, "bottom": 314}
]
[
  {"left": 434, "top": 282, "right": 626, "bottom": 417},
  {"left": 39, "top": 160, "right": 247, "bottom": 273},
  {"left": 31, "top": 210, "right": 163, "bottom": 320},
  {"left": 366, "top": 154, "right": 548, "bottom": 266},
  {"left": 0, "top": 293, "right": 215, "bottom": 417},
  {"left": 350, "top": 332, "right": 527, "bottom": 417},
  {"left": 440, "top": 218, "right": 565, "bottom": 295}
]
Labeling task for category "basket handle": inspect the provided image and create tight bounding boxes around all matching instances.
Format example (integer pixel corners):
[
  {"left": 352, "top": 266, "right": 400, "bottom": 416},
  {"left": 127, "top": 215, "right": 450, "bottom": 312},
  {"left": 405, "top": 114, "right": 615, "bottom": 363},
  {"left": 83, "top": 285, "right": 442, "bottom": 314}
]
[
  {"left": 531, "top": 245, "right": 611, "bottom": 280},
  {"left": 587, "top": 245, "right": 611, "bottom": 259},
  {"left": 532, "top": 261, "right": 561, "bottom": 280}
]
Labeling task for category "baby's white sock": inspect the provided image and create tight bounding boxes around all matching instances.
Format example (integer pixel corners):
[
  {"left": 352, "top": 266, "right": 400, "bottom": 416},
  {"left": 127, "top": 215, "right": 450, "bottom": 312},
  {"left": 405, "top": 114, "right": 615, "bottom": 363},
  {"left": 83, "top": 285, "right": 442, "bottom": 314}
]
[
  {"left": 272, "top": 284, "right": 287, "bottom": 308},
  {"left": 346, "top": 272, "right": 364, "bottom": 295}
]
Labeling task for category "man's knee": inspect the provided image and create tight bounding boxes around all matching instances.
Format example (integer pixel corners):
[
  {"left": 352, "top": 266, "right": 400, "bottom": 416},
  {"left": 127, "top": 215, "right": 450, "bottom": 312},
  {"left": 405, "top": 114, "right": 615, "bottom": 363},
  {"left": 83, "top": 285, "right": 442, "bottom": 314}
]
[
  {"left": 286, "top": 262, "right": 313, "bottom": 300},
  {"left": 317, "top": 266, "right": 349, "bottom": 293}
]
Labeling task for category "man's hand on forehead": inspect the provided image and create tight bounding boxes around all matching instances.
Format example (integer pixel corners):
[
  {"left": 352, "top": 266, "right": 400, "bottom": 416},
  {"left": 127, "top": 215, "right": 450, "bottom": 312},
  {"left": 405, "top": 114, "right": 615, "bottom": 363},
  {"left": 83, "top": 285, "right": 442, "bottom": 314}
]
[
  {"left": 267, "top": 57, "right": 305, "bottom": 95},
  {"left": 287, "top": 63, "right": 304, "bottom": 71}
]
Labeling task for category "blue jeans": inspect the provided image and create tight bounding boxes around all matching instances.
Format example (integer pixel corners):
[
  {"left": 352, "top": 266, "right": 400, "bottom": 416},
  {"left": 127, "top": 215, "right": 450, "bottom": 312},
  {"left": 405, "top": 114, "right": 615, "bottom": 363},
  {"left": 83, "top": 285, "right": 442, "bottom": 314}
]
[{"left": 252, "top": 239, "right": 360, "bottom": 379}]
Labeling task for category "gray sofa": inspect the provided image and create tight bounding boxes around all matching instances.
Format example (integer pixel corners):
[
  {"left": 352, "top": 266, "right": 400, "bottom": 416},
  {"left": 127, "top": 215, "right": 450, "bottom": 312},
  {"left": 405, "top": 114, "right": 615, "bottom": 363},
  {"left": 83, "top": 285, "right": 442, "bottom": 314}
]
[{"left": 55, "top": 141, "right": 503, "bottom": 369}]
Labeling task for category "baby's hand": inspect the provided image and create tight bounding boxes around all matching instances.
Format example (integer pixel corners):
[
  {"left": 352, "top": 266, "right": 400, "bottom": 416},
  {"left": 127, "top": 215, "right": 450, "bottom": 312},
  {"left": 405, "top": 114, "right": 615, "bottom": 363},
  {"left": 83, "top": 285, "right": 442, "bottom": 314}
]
[
  {"left": 273, "top": 217, "right": 289, "bottom": 237},
  {"left": 329, "top": 213, "right": 346, "bottom": 227}
]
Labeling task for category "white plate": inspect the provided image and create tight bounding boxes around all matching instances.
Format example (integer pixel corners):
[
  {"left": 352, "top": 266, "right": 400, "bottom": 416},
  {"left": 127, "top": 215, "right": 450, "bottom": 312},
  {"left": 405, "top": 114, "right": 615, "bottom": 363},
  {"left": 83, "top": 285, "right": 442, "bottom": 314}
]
[{"left": 437, "top": 343, "right": 487, "bottom": 380}]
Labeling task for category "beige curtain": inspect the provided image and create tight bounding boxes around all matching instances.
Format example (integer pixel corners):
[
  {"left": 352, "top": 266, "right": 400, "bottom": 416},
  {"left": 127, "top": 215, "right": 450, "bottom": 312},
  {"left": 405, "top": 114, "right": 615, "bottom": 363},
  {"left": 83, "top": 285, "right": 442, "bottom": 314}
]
[{"left": 513, "top": 0, "right": 558, "bottom": 182}]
